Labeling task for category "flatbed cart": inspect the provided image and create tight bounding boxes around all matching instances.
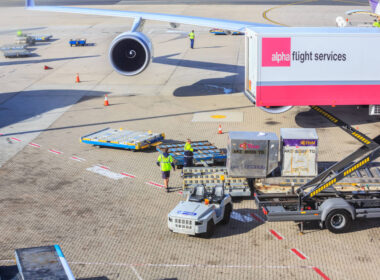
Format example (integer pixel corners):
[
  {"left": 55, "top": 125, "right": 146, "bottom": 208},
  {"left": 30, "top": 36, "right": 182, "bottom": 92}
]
[
  {"left": 254, "top": 106, "right": 380, "bottom": 233},
  {"left": 69, "top": 39, "right": 86, "bottom": 46},
  {"left": 80, "top": 127, "right": 165, "bottom": 150},
  {"left": 157, "top": 141, "right": 226, "bottom": 167},
  {"left": 2, "top": 49, "right": 32, "bottom": 58},
  {"left": 14, "top": 245, "right": 75, "bottom": 279},
  {"left": 182, "top": 167, "right": 250, "bottom": 197}
]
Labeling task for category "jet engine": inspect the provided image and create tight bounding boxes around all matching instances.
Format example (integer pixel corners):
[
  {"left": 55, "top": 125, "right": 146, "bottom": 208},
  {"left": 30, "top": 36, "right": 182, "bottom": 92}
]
[
  {"left": 109, "top": 32, "right": 152, "bottom": 76},
  {"left": 258, "top": 106, "right": 293, "bottom": 114}
]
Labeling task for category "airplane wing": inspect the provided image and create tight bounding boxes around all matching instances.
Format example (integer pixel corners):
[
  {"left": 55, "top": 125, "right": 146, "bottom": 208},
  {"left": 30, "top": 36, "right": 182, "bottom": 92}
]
[
  {"left": 346, "top": 9, "right": 378, "bottom": 16},
  {"left": 26, "top": 0, "right": 274, "bottom": 31}
]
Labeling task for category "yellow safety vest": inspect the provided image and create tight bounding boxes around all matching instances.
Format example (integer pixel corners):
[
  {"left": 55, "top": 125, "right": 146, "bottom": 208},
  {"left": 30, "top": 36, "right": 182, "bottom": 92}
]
[
  {"left": 189, "top": 32, "right": 195, "bottom": 39},
  {"left": 158, "top": 154, "right": 173, "bottom": 171},
  {"left": 373, "top": 21, "right": 380, "bottom": 27},
  {"left": 184, "top": 143, "right": 193, "bottom": 152}
]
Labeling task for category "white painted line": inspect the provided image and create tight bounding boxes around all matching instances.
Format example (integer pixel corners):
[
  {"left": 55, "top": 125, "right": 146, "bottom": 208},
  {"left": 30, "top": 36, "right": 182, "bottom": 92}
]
[
  {"left": 49, "top": 149, "right": 63, "bottom": 155},
  {"left": 28, "top": 142, "right": 41, "bottom": 148},
  {"left": 130, "top": 266, "right": 143, "bottom": 280},
  {"left": 87, "top": 165, "right": 125, "bottom": 180},
  {"left": 68, "top": 261, "right": 314, "bottom": 270}
]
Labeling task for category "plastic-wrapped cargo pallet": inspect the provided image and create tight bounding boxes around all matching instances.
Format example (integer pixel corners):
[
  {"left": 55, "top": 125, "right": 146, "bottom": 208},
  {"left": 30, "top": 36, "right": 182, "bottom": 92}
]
[
  {"left": 280, "top": 128, "right": 318, "bottom": 176},
  {"left": 227, "top": 131, "right": 279, "bottom": 178}
]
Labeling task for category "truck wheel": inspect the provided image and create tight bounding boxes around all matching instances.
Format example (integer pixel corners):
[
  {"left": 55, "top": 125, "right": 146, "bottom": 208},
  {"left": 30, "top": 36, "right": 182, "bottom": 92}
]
[
  {"left": 221, "top": 204, "right": 232, "bottom": 225},
  {"left": 325, "top": 210, "right": 352, "bottom": 234},
  {"left": 203, "top": 220, "right": 215, "bottom": 238}
]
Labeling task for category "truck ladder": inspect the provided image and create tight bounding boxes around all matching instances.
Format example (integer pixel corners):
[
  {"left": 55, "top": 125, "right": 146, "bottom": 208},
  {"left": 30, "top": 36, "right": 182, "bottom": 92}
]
[{"left": 296, "top": 106, "right": 380, "bottom": 202}]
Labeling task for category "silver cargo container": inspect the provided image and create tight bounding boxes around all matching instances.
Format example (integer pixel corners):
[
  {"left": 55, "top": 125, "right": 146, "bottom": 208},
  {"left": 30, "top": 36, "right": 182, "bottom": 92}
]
[
  {"left": 280, "top": 128, "right": 318, "bottom": 176},
  {"left": 227, "top": 131, "right": 279, "bottom": 178}
]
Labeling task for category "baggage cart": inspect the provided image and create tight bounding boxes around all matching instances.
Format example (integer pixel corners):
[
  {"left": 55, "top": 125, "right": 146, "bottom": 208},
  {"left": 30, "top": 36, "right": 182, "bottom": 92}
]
[
  {"left": 182, "top": 167, "right": 250, "bottom": 197},
  {"left": 69, "top": 39, "right": 87, "bottom": 46},
  {"left": 157, "top": 141, "right": 226, "bottom": 167},
  {"left": 3, "top": 49, "right": 32, "bottom": 58},
  {"left": 80, "top": 127, "right": 164, "bottom": 150},
  {"left": 0, "top": 44, "right": 28, "bottom": 51}
]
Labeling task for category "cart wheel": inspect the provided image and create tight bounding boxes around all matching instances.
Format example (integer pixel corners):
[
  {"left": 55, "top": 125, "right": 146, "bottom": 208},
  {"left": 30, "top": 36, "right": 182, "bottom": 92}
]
[
  {"left": 221, "top": 204, "right": 232, "bottom": 225},
  {"left": 202, "top": 220, "right": 215, "bottom": 238},
  {"left": 325, "top": 210, "right": 352, "bottom": 234}
]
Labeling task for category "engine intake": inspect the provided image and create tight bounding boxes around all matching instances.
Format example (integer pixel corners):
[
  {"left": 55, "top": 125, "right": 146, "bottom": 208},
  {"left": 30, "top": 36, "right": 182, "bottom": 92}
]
[{"left": 109, "top": 32, "right": 152, "bottom": 76}]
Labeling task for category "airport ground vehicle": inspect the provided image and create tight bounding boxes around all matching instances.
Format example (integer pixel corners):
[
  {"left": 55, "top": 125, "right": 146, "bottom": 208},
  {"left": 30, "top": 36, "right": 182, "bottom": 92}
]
[
  {"left": 168, "top": 185, "right": 233, "bottom": 237},
  {"left": 254, "top": 106, "right": 380, "bottom": 233},
  {"left": 69, "top": 39, "right": 86, "bottom": 46},
  {"left": 244, "top": 28, "right": 380, "bottom": 114}
]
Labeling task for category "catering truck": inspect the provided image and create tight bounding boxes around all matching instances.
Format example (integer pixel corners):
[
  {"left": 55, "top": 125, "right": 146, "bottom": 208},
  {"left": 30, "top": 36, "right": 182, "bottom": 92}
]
[{"left": 244, "top": 27, "right": 380, "bottom": 115}]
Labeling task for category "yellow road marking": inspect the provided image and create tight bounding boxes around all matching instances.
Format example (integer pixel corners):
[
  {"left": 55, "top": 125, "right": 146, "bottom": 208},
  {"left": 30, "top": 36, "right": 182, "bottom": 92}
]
[{"left": 211, "top": 115, "right": 227, "bottom": 119}]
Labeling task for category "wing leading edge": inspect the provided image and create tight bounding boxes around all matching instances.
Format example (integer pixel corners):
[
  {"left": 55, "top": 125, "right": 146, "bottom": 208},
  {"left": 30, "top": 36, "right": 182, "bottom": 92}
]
[{"left": 25, "top": 0, "right": 275, "bottom": 31}]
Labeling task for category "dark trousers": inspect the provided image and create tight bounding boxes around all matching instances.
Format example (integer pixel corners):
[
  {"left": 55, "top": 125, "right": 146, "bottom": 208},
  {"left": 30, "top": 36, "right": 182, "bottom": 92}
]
[{"left": 190, "top": 39, "right": 194, "bottom": 49}]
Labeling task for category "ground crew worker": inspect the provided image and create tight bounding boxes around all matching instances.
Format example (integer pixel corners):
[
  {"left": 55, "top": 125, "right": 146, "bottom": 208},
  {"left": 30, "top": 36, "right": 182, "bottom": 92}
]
[
  {"left": 182, "top": 139, "right": 196, "bottom": 176},
  {"left": 157, "top": 148, "right": 175, "bottom": 192},
  {"left": 189, "top": 30, "right": 195, "bottom": 49},
  {"left": 373, "top": 17, "right": 380, "bottom": 27},
  {"left": 184, "top": 139, "right": 194, "bottom": 168}
]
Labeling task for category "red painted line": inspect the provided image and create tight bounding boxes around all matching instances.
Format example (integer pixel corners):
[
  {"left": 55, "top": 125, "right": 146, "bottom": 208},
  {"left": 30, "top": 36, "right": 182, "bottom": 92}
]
[
  {"left": 28, "top": 143, "right": 41, "bottom": 148},
  {"left": 99, "top": 165, "right": 110, "bottom": 170},
  {"left": 250, "top": 213, "right": 265, "bottom": 223},
  {"left": 10, "top": 137, "right": 21, "bottom": 142},
  {"left": 121, "top": 172, "right": 136, "bottom": 178},
  {"left": 146, "top": 181, "right": 164, "bottom": 188},
  {"left": 312, "top": 267, "right": 330, "bottom": 280},
  {"left": 290, "top": 248, "right": 308, "bottom": 260},
  {"left": 48, "top": 149, "right": 62, "bottom": 155},
  {"left": 269, "top": 229, "right": 284, "bottom": 240}
]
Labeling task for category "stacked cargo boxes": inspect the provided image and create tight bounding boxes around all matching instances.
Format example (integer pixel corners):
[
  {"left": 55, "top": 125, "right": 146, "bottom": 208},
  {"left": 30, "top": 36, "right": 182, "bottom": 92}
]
[
  {"left": 227, "top": 131, "right": 279, "bottom": 178},
  {"left": 280, "top": 128, "right": 318, "bottom": 176}
]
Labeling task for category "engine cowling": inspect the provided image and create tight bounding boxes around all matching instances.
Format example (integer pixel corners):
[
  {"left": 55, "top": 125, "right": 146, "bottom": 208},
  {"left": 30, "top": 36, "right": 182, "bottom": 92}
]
[
  {"left": 258, "top": 106, "right": 293, "bottom": 114},
  {"left": 109, "top": 32, "right": 152, "bottom": 76}
]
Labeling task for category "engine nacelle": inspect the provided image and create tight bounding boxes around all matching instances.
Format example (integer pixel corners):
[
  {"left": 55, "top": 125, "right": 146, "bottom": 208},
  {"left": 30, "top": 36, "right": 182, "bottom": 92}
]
[
  {"left": 258, "top": 106, "right": 293, "bottom": 114},
  {"left": 109, "top": 32, "right": 152, "bottom": 76}
]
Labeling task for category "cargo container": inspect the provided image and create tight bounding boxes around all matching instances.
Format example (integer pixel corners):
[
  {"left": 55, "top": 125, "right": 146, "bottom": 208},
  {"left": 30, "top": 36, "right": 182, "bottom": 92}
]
[
  {"left": 227, "top": 131, "right": 279, "bottom": 178},
  {"left": 280, "top": 128, "right": 318, "bottom": 177},
  {"left": 244, "top": 27, "right": 380, "bottom": 114}
]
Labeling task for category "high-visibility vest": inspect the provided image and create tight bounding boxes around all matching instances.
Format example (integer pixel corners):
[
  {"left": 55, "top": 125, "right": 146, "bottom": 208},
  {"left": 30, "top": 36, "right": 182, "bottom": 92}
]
[
  {"left": 158, "top": 154, "right": 173, "bottom": 171},
  {"left": 189, "top": 32, "right": 195, "bottom": 39},
  {"left": 373, "top": 21, "right": 380, "bottom": 27},
  {"left": 184, "top": 143, "right": 193, "bottom": 152}
]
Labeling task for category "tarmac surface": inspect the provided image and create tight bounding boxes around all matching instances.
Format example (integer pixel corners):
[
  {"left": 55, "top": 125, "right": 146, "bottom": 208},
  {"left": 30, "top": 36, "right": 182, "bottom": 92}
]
[{"left": 0, "top": 1, "right": 379, "bottom": 280}]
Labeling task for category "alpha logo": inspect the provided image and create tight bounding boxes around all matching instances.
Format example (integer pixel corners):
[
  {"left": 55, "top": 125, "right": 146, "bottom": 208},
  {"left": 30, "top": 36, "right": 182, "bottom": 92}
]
[
  {"left": 262, "top": 37, "right": 291, "bottom": 67},
  {"left": 239, "top": 143, "right": 260, "bottom": 150}
]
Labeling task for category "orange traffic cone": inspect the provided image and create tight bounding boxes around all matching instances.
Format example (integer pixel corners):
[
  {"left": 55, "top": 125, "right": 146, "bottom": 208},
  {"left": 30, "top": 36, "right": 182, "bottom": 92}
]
[
  {"left": 75, "top": 73, "right": 80, "bottom": 83},
  {"left": 44, "top": 65, "right": 52, "bottom": 70},
  {"left": 104, "top": 94, "right": 109, "bottom": 106},
  {"left": 218, "top": 124, "right": 223, "bottom": 134}
]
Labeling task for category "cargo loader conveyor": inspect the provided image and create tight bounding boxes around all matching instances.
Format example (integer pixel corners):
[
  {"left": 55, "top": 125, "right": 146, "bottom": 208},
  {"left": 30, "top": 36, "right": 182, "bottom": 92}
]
[{"left": 255, "top": 106, "right": 380, "bottom": 233}]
